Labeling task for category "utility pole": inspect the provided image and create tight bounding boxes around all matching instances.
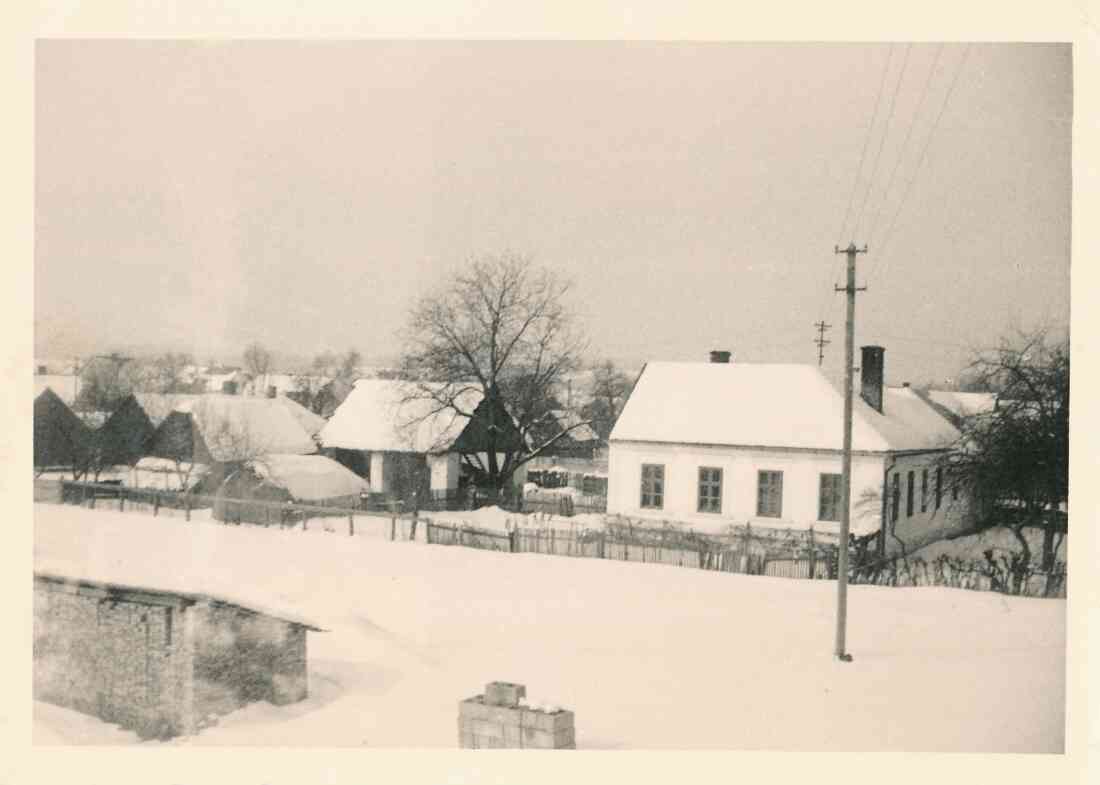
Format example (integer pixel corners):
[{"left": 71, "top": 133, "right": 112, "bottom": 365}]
[
  {"left": 833, "top": 242, "right": 867, "bottom": 663},
  {"left": 813, "top": 321, "right": 832, "bottom": 366}
]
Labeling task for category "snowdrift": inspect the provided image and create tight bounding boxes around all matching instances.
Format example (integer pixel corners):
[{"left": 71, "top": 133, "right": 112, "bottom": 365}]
[{"left": 33, "top": 503, "right": 1065, "bottom": 751}]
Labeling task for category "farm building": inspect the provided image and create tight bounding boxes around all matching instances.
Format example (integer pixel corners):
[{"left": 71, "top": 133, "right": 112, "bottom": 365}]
[
  {"left": 607, "top": 347, "right": 974, "bottom": 553},
  {"left": 139, "top": 396, "right": 325, "bottom": 493},
  {"left": 92, "top": 394, "right": 157, "bottom": 469},
  {"left": 214, "top": 453, "right": 370, "bottom": 524},
  {"left": 319, "top": 379, "right": 527, "bottom": 505},
  {"left": 34, "top": 387, "right": 93, "bottom": 476},
  {"left": 34, "top": 571, "right": 322, "bottom": 740}
]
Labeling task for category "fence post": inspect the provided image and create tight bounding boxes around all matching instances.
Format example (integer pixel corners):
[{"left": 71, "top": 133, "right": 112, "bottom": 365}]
[
  {"left": 184, "top": 494, "right": 191, "bottom": 522},
  {"left": 154, "top": 491, "right": 160, "bottom": 516},
  {"left": 390, "top": 516, "right": 396, "bottom": 541},
  {"left": 808, "top": 527, "right": 816, "bottom": 580},
  {"left": 410, "top": 510, "right": 418, "bottom": 542},
  {"left": 509, "top": 529, "right": 517, "bottom": 553},
  {"left": 349, "top": 511, "right": 354, "bottom": 537},
  {"left": 119, "top": 490, "right": 125, "bottom": 512}
]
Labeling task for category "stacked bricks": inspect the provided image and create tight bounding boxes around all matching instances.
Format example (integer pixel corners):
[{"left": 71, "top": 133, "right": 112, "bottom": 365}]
[{"left": 458, "top": 682, "right": 576, "bottom": 749}]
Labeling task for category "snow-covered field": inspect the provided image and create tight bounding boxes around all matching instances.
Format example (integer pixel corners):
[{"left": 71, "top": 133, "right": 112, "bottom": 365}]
[{"left": 33, "top": 503, "right": 1065, "bottom": 751}]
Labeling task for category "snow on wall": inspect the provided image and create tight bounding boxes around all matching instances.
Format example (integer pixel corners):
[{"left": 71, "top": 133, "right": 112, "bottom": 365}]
[{"left": 607, "top": 441, "right": 886, "bottom": 535}]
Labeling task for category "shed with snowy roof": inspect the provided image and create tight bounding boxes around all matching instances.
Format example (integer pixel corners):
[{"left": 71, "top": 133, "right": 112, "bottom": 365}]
[
  {"left": 607, "top": 347, "right": 975, "bottom": 552},
  {"left": 319, "top": 379, "right": 527, "bottom": 505}
]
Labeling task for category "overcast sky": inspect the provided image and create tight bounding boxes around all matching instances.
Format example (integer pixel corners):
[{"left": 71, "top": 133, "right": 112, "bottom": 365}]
[{"left": 35, "top": 41, "right": 1070, "bottom": 384}]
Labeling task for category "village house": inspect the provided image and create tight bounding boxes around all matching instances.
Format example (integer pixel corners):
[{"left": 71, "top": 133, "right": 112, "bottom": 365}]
[
  {"left": 134, "top": 395, "right": 326, "bottom": 492},
  {"left": 607, "top": 347, "right": 975, "bottom": 553},
  {"left": 319, "top": 379, "right": 527, "bottom": 506}
]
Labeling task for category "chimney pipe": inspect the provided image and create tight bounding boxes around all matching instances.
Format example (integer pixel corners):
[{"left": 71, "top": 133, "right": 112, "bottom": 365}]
[
  {"left": 860, "top": 346, "right": 885, "bottom": 414},
  {"left": 709, "top": 350, "right": 732, "bottom": 364}
]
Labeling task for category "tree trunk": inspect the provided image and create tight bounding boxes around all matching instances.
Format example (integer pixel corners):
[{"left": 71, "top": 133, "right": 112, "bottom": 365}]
[{"left": 1041, "top": 518, "right": 1057, "bottom": 572}]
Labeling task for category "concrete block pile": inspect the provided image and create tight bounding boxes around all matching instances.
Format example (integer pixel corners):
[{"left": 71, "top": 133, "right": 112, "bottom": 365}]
[{"left": 458, "top": 681, "right": 576, "bottom": 749}]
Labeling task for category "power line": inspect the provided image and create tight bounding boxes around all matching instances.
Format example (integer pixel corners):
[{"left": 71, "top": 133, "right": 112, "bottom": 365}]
[
  {"left": 868, "top": 44, "right": 973, "bottom": 285},
  {"left": 818, "top": 45, "right": 893, "bottom": 332},
  {"left": 864, "top": 44, "right": 945, "bottom": 247},
  {"left": 852, "top": 43, "right": 913, "bottom": 241},
  {"left": 836, "top": 45, "right": 894, "bottom": 245}
]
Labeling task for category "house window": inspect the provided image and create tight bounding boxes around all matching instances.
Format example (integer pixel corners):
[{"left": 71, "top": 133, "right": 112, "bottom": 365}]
[
  {"left": 818, "top": 473, "right": 842, "bottom": 522},
  {"left": 920, "top": 469, "right": 929, "bottom": 513},
  {"left": 640, "top": 464, "right": 664, "bottom": 509},
  {"left": 697, "top": 467, "right": 723, "bottom": 513},
  {"left": 935, "top": 467, "right": 943, "bottom": 509},
  {"left": 757, "top": 470, "right": 783, "bottom": 518},
  {"left": 906, "top": 471, "right": 915, "bottom": 518},
  {"left": 891, "top": 474, "right": 900, "bottom": 523}
]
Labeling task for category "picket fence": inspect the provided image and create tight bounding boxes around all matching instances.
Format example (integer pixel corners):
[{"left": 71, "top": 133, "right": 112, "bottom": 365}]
[
  {"left": 51, "top": 480, "right": 424, "bottom": 542},
  {"left": 40, "top": 480, "right": 1065, "bottom": 599}
]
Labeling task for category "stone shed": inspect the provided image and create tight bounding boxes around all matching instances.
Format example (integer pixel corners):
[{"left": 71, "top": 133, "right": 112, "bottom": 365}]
[{"left": 33, "top": 572, "right": 323, "bottom": 740}]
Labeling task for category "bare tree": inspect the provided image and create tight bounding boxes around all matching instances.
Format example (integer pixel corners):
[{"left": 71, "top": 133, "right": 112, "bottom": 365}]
[
  {"left": 398, "top": 252, "right": 590, "bottom": 492},
  {"left": 242, "top": 342, "right": 273, "bottom": 380},
  {"left": 581, "top": 360, "right": 636, "bottom": 441},
  {"left": 938, "top": 326, "right": 1069, "bottom": 571},
  {"left": 75, "top": 353, "right": 140, "bottom": 414}
]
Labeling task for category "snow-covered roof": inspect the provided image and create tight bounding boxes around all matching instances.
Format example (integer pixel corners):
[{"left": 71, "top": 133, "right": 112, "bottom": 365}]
[
  {"left": 926, "top": 390, "right": 999, "bottom": 418},
  {"left": 250, "top": 453, "right": 369, "bottom": 501},
  {"left": 183, "top": 396, "right": 319, "bottom": 460},
  {"left": 609, "top": 362, "right": 959, "bottom": 453},
  {"left": 133, "top": 456, "right": 209, "bottom": 474},
  {"left": 319, "top": 379, "right": 482, "bottom": 453},
  {"left": 276, "top": 395, "right": 327, "bottom": 437}
]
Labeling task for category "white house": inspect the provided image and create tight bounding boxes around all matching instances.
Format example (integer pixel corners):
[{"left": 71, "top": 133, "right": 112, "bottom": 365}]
[{"left": 607, "top": 347, "right": 974, "bottom": 553}]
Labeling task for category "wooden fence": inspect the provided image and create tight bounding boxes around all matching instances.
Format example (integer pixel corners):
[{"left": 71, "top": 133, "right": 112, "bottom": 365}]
[
  {"left": 51, "top": 480, "right": 423, "bottom": 542},
  {"left": 41, "top": 480, "right": 1065, "bottom": 599},
  {"left": 422, "top": 517, "right": 836, "bottom": 578}
]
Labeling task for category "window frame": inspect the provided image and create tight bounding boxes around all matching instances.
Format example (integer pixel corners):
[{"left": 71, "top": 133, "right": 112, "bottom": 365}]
[
  {"left": 920, "top": 468, "right": 929, "bottom": 513},
  {"left": 935, "top": 466, "right": 943, "bottom": 510},
  {"left": 906, "top": 470, "right": 915, "bottom": 518},
  {"left": 891, "top": 473, "right": 900, "bottom": 523},
  {"left": 818, "top": 472, "right": 842, "bottom": 522},
  {"left": 757, "top": 470, "right": 784, "bottom": 519},
  {"left": 640, "top": 463, "right": 665, "bottom": 510},
  {"left": 697, "top": 466, "right": 723, "bottom": 514}
]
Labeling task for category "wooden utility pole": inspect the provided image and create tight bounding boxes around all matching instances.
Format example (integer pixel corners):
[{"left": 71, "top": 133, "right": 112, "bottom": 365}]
[
  {"left": 833, "top": 242, "right": 867, "bottom": 662},
  {"left": 813, "top": 321, "right": 832, "bottom": 366}
]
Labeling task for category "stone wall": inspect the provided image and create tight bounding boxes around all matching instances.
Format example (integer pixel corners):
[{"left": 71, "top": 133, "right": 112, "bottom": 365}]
[
  {"left": 33, "top": 578, "right": 195, "bottom": 739},
  {"left": 34, "top": 576, "right": 311, "bottom": 740}
]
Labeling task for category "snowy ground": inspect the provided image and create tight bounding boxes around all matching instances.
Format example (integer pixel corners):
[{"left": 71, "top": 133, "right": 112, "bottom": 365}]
[{"left": 33, "top": 503, "right": 1065, "bottom": 751}]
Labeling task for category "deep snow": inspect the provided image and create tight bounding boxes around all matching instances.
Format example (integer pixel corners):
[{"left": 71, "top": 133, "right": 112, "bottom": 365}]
[{"left": 33, "top": 503, "right": 1065, "bottom": 751}]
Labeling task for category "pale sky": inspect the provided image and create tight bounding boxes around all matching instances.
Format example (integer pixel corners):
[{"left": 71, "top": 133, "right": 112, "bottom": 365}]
[{"left": 35, "top": 41, "right": 1071, "bottom": 384}]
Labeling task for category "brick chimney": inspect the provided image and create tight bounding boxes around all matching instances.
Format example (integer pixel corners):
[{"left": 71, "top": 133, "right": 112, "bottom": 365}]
[
  {"left": 860, "top": 346, "right": 885, "bottom": 413},
  {"left": 709, "top": 350, "right": 732, "bottom": 364}
]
